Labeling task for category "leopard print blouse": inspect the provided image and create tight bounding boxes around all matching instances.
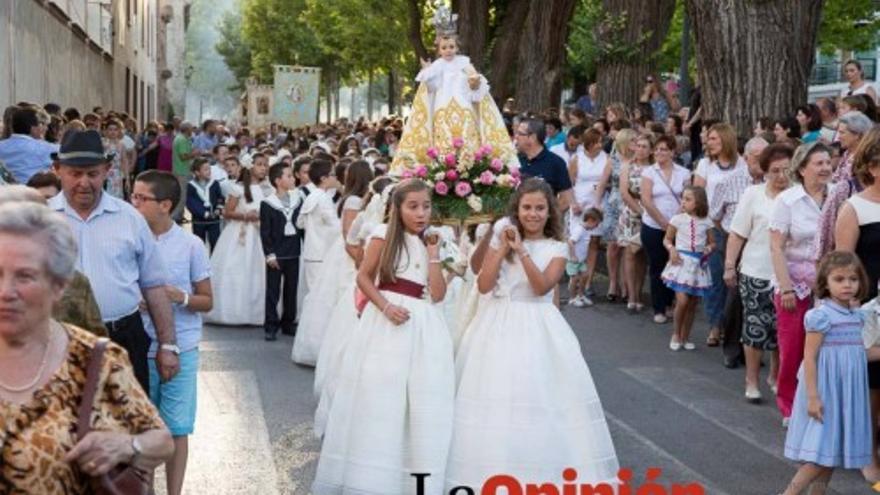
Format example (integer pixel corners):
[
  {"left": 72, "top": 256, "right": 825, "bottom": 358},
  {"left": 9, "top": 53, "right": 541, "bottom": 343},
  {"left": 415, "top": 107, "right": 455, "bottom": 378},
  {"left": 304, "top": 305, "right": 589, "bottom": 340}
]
[{"left": 0, "top": 324, "right": 166, "bottom": 494}]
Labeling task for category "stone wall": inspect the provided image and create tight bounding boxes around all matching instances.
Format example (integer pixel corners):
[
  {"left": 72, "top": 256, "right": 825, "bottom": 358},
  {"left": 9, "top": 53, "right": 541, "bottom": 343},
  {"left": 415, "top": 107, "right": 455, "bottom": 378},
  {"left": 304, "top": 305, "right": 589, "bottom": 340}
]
[{"left": 0, "top": 0, "right": 115, "bottom": 111}]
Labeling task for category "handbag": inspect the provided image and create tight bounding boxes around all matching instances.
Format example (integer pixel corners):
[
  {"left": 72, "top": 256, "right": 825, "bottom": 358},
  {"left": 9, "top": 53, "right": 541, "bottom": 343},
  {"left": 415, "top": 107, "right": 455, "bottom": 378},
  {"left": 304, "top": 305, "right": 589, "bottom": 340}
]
[{"left": 76, "top": 337, "right": 154, "bottom": 495}]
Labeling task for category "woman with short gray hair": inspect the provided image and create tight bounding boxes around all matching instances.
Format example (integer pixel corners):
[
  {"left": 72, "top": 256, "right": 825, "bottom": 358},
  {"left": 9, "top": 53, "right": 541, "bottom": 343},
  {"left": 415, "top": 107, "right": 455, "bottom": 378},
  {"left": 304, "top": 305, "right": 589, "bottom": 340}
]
[
  {"left": 0, "top": 201, "right": 173, "bottom": 494},
  {"left": 813, "top": 111, "right": 875, "bottom": 259}
]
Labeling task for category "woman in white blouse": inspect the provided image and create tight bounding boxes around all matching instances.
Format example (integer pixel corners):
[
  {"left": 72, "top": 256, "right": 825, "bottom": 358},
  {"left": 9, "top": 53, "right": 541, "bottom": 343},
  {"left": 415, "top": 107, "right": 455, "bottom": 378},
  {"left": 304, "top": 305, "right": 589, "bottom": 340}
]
[
  {"left": 724, "top": 143, "right": 793, "bottom": 403},
  {"left": 769, "top": 142, "right": 833, "bottom": 425},
  {"left": 693, "top": 123, "right": 747, "bottom": 346},
  {"left": 568, "top": 128, "right": 608, "bottom": 299},
  {"left": 640, "top": 135, "right": 691, "bottom": 324}
]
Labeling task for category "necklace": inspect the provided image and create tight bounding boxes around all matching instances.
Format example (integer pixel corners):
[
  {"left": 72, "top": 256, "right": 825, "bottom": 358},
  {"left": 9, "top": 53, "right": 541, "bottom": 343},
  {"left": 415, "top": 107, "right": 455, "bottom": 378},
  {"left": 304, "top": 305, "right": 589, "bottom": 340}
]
[{"left": 0, "top": 324, "right": 55, "bottom": 393}]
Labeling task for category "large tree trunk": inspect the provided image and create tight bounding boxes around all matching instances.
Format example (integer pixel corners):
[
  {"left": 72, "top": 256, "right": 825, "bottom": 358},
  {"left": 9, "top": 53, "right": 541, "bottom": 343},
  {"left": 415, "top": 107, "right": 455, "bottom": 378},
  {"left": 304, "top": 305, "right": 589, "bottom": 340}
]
[
  {"left": 513, "top": 0, "right": 578, "bottom": 111},
  {"left": 407, "top": 0, "right": 431, "bottom": 64},
  {"left": 686, "top": 0, "right": 823, "bottom": 136},
  {"left": 595, "top": 0, "right": 677, "bottom": 112},
  {"left": 453, "top": 0, "right": 489, "bottom": 69},
  {"left": 486, "top": 0, "right": 530, "bottom": 102}
]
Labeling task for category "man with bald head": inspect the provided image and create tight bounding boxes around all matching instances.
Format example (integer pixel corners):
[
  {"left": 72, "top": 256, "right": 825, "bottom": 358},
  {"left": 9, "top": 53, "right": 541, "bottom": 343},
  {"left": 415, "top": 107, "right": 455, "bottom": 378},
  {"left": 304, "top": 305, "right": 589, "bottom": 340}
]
[{"left": 710, "top": 136, "right": 769, "bottom": 368}]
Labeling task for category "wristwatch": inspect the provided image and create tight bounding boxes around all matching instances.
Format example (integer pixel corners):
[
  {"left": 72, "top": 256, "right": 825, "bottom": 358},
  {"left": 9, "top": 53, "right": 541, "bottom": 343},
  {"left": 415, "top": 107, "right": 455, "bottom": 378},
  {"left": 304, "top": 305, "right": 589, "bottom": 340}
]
[{"left": 159, "top": 343, "right": 181, "bottom": 355}]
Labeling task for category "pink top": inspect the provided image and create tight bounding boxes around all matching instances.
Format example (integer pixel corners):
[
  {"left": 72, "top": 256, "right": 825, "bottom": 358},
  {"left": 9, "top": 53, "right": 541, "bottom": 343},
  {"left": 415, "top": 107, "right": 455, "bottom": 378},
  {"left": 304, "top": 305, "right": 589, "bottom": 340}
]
[{"left": 157, "top": 134, "right": 174, "bottom": 172}]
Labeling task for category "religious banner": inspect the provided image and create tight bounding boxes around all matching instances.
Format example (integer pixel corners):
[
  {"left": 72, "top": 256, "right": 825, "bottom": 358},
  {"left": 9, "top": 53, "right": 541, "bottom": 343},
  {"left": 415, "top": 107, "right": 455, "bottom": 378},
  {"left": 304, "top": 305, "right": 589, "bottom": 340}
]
[{"left": 272, "top": 65, "right": 321, "bottom": 128}]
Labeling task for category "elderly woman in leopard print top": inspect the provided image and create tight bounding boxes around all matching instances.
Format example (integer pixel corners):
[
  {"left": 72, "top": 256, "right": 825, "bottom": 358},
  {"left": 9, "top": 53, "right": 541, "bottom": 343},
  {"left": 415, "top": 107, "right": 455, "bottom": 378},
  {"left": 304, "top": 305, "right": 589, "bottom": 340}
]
[{"left": 0, "top": 202, "right": 173, "bottom": 494}]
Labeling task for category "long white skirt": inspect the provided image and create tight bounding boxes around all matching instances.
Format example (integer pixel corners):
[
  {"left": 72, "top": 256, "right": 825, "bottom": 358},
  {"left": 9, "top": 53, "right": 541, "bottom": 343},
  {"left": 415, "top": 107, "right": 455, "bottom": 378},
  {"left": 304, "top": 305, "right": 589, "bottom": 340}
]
[
  {"left": 292, "top": 237, "right": 353, "bottom": 365},
  {"left": 445, "top": 297, "right": 619, "bottom": 489},
  {"left": 312, "top": 291, "right": 455, "bottom": 495},
  {"left": 313, "top": 282, "right": 359, "bottom": 437},
  {"left": 204, "top": 220, "right": 265, "bottom": 326}
]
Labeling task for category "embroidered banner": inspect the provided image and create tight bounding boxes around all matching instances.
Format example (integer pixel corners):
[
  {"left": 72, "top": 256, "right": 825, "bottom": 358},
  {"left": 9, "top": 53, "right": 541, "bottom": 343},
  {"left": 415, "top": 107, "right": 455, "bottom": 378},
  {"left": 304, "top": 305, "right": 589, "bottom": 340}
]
[{"left": 272, "top": 65, "right": 321, "bottom": 128}]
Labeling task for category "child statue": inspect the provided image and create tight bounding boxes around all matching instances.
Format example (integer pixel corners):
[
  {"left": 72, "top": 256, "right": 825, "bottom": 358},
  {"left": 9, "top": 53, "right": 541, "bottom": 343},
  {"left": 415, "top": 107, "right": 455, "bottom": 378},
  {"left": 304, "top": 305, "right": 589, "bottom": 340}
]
[{"left": 391, "top": 4, "right": 516, "bottom": 171}]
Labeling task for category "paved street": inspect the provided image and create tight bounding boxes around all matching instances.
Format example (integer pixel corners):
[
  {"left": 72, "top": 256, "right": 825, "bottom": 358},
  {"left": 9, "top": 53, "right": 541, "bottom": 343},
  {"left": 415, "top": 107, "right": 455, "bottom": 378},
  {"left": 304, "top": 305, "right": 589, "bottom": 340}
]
[{"left": 158, "top": 296, "right": 874, "bottom": 495}]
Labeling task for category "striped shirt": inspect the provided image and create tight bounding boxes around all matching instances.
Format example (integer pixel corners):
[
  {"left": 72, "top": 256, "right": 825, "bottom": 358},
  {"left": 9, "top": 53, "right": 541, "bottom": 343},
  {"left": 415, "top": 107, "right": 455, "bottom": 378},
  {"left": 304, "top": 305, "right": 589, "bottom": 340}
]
[
  {"left": 49, "top": 192, "right": 168, "bottom": 321},
  {"left": 710, "top": 165, "right": 761, "bottom": 233}
]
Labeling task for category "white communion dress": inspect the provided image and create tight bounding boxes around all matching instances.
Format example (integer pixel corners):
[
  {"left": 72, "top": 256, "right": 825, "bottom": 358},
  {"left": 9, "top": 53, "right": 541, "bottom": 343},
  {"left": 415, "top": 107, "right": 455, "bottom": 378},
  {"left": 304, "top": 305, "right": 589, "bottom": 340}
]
[
  {"left": 204, "top": 183, "right": 266, "bottom": 326},
  {"left": 312, "top": 224, "right": 455, "bottom": 495},
  {"left": 292, "top": 196, "right": 362, "bottom": 366},
  {"left": 313, "top": 209, "right": 375, "bottom": 437},
  {"left": 444, "top": 224, "right": 620, "bottom": 489}
]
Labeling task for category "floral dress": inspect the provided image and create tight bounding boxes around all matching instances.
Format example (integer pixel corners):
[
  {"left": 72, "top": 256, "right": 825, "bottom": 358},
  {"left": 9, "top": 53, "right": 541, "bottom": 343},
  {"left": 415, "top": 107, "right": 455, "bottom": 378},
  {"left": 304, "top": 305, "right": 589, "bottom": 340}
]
[
  {"left": 103, "top": 138, "right": 126, "bottom": 198},
  {"left": 616, "top": 163, "right": 646, "bottom": 247},
  {"left": 601, "top": 153, "right": 623, "bottom": 242}
]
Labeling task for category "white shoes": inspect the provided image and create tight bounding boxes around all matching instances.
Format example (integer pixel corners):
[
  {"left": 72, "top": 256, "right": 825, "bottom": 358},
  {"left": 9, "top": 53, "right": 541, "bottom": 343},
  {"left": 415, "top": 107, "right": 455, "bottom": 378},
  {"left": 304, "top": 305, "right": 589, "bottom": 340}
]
[
  {"left": 567, "top": 295, "right": 594, "bottom": 308},
  {"left": 654, "top": 314, "right": 668, "bottom": 324},
  {"left": 745, "top": 386, "right": 762, "bottom": 403},
  {"left": 669, "top": 339, "right": 682, "bottom": 351},
  {"left": 682, "top": 341, "right": 696, "bottom": 351}
]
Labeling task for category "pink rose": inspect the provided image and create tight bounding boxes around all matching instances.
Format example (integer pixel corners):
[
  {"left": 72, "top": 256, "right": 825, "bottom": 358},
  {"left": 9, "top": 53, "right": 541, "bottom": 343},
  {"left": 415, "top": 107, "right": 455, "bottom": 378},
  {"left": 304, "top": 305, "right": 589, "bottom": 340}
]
[
  {"left": 444, "top": 153, "right": 457, "bottom": 167},
  {"left": 490, "top": 158, "right": 504, "bottom": 172},
  {"left": 474, "top": 150, "right": 484, "bottom": 162},
  {"left": 455, "top": 181, "right": 472, "bottom": 197},
  {"left": 479, "top": 144, "right": 493, "bottom": 156},
  {"left": 452, "top": 137, "right": 465, "bottom": 149},
  {"left": 510, "top": 166, "right": 521, "bottom": 178},
  {"left": 401, "top": 169, "right": 414, "bottom": 179},
  {"left": 415, "top": 165, "right": 428, "bottom": 178},
  {"left": 445, "top": 169, "right": 459, "bottom": 181},
  {"left": 479, "top": 170, "right": 496, "bottom": 185},
  {"left": 426, "top": 147, "right": 439, "bottom": 160},
  {"left": 434, "top": 181, "right": 449, "bottom": 196}
]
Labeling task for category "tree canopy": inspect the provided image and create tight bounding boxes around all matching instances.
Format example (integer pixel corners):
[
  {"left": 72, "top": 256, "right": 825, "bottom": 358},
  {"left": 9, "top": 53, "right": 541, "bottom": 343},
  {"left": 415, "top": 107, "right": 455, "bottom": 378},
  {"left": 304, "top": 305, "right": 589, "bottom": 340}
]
[{"left": 215, "top": 0, "right": 880, "bottom": 118}]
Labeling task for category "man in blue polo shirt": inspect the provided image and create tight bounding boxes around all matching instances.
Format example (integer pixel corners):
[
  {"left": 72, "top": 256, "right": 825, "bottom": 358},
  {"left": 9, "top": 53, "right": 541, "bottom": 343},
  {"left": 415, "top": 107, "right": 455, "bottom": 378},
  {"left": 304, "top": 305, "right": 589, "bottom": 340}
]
[
  {"left": 0, "top": 106, "right": 59, "bottom": 184},
  {"left": 515, "top": 117, "right": 574, "bottom": 211}
]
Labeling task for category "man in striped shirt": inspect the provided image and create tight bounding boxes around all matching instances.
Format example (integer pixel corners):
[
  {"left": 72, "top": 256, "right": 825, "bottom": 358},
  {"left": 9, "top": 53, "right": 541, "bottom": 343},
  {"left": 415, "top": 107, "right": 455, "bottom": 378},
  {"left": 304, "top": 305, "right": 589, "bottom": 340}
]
[{"left": 48, "top": 130, "right": 178, "bottom": 391}]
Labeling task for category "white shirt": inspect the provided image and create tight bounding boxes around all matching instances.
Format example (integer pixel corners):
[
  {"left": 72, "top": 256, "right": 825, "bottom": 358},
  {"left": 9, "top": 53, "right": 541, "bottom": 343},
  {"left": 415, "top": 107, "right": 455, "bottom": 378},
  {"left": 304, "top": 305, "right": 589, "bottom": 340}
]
[
  {"left": 695, "top": 155, "right": 747, "bottom": 205},
  {"left": 669, "top": 213, "right": 713, "bottom": 253},
  {"left": 769, "top": 183, "right": 827, "bottom": 298},
  {"left": 48, "top": 192, "right": 168, "bottom": 321},
  {"left": 729, "top": 184, "right": 777, "bottom": 280},
  {"left": 572, "top": 148, "right": 607, "bottom": 209},
  {"left": 640, "top": 163, "right": 691, "bottom": 230},
  {"left": 297, "top": 188, "right": 340, "bottom": 261},
  {"left": 550, "top": 142, "right": 577, "bottom": 165}
]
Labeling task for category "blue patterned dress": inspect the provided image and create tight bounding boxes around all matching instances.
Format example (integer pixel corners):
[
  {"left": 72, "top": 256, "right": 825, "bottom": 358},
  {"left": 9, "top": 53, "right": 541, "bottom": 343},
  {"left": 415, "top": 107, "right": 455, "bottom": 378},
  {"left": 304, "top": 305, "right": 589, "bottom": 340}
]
[
  {"left": 601, "top": 153, "right": 623, "bottom": 242},
  {"left": 783, "top": 300, "right": 871, "bottom": 468}
]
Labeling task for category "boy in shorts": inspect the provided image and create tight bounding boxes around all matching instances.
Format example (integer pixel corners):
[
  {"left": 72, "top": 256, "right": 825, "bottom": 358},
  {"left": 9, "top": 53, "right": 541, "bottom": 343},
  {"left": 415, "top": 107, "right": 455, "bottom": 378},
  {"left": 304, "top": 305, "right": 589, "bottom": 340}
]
[
  {"left": 567, "top": 208, "right": 603, "bottom": 307},
  {"left": 133, "top": 170, "right": 213, "bottom": 495}
]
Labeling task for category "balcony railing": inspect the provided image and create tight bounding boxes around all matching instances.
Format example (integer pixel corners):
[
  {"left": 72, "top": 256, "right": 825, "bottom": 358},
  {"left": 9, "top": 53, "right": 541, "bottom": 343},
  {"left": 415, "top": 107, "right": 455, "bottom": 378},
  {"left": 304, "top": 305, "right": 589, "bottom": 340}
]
[{"left": 810, "top": 59, "right": 877, "bottom": 85}]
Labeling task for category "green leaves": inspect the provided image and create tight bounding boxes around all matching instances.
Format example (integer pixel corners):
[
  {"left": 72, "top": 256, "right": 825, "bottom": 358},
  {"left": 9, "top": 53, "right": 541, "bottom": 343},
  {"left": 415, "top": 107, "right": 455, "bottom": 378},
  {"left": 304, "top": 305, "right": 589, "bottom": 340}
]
[{"left": 818, "top": 0, "right": 880, "bottom": 55}]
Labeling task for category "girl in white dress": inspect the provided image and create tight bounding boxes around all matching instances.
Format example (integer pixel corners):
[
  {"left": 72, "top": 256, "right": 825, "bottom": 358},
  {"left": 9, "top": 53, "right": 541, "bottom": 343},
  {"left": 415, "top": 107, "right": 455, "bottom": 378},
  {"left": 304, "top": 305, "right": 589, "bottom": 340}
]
[
  {"left": 312, "top": 179, "right": 455, "bottom": 495},
  {"left": 293, "top": 161, "right": 373, "bottom": 366},
  {"left": 313, "top": 177, "right": 395, "bottom": 437},
  {"left": 445, "top": 178, "right": 619, "bottom": 490},
  {"left": 660, "top": 186, "right": 715, "bottom": 351},
  {"left": 205, "top": 167, "right": 267, "bottom": 326}
]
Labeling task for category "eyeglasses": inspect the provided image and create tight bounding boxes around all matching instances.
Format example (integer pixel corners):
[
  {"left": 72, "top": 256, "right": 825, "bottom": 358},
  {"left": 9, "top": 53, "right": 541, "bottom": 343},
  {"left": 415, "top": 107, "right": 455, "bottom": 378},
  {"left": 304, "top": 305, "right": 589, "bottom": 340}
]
[
  {"left": 515, "top": 131, "right": 532, "bottom": 137},
  {"left": 131, "top": 193, "right": 160, "bottom": 203}
]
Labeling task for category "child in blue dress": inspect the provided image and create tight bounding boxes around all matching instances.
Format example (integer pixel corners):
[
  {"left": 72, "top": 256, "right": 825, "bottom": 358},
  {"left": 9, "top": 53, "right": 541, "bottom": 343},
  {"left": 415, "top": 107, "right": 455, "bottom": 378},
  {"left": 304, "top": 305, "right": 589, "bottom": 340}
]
[{"left": 781, "top": 251, "right": 871, "bottom": 495}]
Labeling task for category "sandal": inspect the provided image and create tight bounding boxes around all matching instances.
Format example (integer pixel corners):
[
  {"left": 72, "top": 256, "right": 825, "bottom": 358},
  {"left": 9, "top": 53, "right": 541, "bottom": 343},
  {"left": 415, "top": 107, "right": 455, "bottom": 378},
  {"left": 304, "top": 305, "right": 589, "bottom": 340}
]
[{"left": 706, "top": 335, "right": 720, "bottom": 347}]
